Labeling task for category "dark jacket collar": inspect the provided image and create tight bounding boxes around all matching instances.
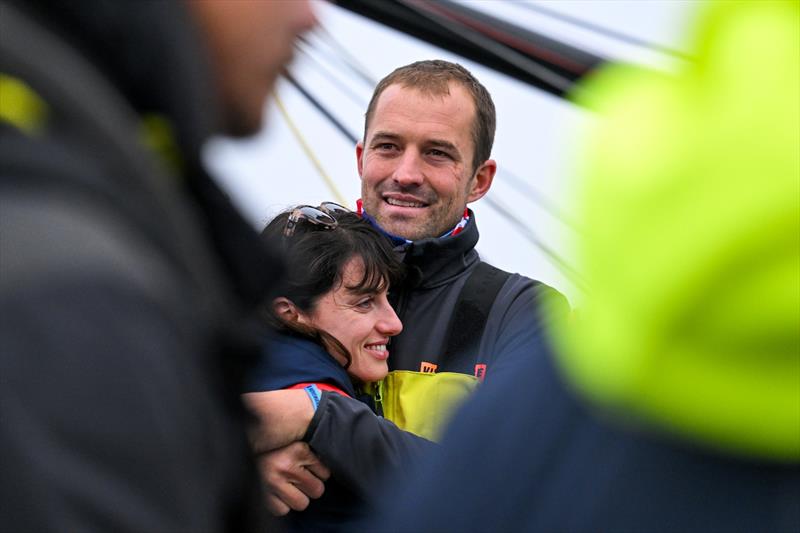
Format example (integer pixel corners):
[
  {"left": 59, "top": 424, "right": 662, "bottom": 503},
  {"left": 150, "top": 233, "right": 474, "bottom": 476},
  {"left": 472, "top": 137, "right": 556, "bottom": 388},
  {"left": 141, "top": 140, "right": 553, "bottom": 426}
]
[
  {"left": 245, "top": 332, "right": 357, "bottom": 397},
  {"left": 400, "top": 209, "right": 481, "bottom": 289}
]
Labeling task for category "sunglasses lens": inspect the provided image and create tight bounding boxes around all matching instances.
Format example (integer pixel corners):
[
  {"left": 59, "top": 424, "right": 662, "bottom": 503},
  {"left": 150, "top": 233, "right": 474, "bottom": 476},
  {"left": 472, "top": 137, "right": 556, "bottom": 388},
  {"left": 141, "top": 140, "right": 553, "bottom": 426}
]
[
  {"left": 297, "top": 206, "right": 336, "bottom": 225},
  {"left": 283, "top": 206, "right": 337, "bottom": 238},
  {"left": 319, "top": 202, "right": 351, "bottom": 217}
]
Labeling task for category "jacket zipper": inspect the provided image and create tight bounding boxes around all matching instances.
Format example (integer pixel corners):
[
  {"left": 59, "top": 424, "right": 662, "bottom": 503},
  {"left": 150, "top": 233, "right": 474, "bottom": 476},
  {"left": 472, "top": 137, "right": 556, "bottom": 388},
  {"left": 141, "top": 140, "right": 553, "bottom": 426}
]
[{"left": 374, "top": 379, "right": 384, "bottom": 417}]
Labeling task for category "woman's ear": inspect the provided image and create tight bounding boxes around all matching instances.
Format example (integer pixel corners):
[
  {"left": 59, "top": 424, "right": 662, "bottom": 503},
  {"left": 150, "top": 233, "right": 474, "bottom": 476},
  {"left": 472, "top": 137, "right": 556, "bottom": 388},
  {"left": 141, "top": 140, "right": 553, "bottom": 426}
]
[{"left": 273, "top": 297, "right": 312, "bottom": 327}]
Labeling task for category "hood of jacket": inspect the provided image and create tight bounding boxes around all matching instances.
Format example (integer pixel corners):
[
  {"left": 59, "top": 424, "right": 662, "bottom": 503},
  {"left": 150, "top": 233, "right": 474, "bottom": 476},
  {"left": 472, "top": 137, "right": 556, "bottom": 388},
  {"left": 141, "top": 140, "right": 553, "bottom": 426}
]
[{"left": 8, "top": 0, "right": 220, "bottom": 160}]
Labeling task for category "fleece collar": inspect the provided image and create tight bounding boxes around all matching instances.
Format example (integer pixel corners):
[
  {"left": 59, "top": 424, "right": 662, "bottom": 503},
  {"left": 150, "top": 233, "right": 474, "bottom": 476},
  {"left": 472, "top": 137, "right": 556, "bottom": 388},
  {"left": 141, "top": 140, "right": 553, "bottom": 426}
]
[{"left": 355, "top": 200, "right": 480, "bottom": 289}]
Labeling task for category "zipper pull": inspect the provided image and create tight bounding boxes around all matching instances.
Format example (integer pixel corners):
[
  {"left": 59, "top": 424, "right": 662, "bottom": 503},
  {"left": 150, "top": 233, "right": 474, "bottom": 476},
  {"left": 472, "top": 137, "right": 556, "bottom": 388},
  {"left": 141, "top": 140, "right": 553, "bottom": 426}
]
[{"left": 374, "top": 379, "right": 384, "bottom": 417}]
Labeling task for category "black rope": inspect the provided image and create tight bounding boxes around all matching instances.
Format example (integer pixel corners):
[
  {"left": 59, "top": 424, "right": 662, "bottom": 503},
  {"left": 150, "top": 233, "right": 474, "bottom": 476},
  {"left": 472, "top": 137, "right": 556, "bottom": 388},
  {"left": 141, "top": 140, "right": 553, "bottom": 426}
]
[
  {"left": 332, "top": 0, "right": 604, "bottom": 99},
  {"left": 482, "top": 195, "right": 585, "bottom": 290},
  {"left": 294, "top": 40, "right": 371, "bottom": 108},
  {"left": 283, "top": 71, "right": 360, "bottom": 145},
  {"left": 398, "top": 0, "right": 577, "bottom": 95},
  {"left": 499, "top": 168, "right": 578, "bottom": 231},
  {"left": 511, "top": 1, "right": 690, "bottom": 60},
  {"left": 307, "top": 24, "right": 377, "bottom": 86}
]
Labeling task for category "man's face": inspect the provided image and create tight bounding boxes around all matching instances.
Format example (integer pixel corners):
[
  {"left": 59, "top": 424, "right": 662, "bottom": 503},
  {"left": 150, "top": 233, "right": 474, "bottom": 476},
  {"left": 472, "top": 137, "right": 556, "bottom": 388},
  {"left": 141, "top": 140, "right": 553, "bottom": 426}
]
[
  {"left": 357, "top": 83, "right": 495, "bottom": 241},
  {"left": 188, "top": 0, "right": 316, "bottom": 137}
]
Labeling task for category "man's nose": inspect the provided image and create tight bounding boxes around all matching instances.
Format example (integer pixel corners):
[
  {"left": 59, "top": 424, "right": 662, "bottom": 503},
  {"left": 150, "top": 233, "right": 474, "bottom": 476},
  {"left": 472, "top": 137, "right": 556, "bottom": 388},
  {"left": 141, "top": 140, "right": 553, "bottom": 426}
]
[{"left": 392, "top": 150, "right": 424, "bottom": 187}]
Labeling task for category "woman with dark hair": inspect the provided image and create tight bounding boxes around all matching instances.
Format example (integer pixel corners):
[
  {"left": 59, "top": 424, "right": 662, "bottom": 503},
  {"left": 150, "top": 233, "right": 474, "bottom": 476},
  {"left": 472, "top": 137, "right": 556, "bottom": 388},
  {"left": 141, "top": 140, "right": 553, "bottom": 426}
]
[
  {"left": 249, "top": 202, "right": 404, "bottom": 395},
  {"left": 244, "top": 203, "right": 405, "bottom": 531}
]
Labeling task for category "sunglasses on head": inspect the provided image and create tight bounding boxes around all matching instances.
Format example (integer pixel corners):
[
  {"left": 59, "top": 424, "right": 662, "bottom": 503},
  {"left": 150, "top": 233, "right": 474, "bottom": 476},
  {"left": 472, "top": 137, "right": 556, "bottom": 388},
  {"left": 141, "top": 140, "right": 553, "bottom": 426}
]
[{"left": 282, "top": 202, "right": 352, "bottom": 238}]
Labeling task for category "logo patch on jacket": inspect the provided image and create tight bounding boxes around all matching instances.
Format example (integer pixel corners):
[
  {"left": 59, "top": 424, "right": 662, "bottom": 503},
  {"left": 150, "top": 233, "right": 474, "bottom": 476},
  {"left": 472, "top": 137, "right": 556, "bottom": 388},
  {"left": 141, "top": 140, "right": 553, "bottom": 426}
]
[
  {"left": 420, "top": 361, "right": 438, "bottom": 373},
  {"left": 474, "top": 363, "right": 487, "bottom": 382}
]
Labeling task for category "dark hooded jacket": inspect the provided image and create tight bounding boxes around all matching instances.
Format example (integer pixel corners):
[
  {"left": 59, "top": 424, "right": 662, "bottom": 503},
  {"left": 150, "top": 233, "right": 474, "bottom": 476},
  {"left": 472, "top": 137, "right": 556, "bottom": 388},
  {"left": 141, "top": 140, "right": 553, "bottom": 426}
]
[
  {"left": 247, "top": 333, "right": 376, "bottom": 532},
  {"left": 301, "top": 212, "right": 568, "bottom": 496},
  {"left": 365, "top": 341, "right": 800, "bottom": 533},
  {"left": 0, "top": 1, "right": 281, "bottom": 530}
]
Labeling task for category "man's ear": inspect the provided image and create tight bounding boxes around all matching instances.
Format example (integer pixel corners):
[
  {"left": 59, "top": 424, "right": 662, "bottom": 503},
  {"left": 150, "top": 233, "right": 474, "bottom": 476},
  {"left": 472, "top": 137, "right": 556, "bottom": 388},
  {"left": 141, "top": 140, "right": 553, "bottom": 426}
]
[
  {"left": 356, "top": 141, "right": 365, "bottom": 178},
  {"left": 467, "top": 159, "right": 497, "bottom": 203},
  {"left": 272, "top": 297, "right": 308, "bottom": 326}
]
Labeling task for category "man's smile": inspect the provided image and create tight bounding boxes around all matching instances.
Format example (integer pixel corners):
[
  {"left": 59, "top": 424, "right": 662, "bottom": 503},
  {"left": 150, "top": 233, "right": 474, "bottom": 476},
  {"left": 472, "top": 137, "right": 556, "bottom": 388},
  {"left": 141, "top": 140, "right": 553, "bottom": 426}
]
[{"left": 385, "top": 198, "right": 428, "bottom": 208}]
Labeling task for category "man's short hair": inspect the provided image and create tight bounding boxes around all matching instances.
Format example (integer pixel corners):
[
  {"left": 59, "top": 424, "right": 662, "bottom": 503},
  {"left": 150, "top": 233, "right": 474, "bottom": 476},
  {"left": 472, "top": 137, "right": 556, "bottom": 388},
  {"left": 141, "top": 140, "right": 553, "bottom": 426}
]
[{"left": 364, "top": 59, "right": 496, "bottom": 175}]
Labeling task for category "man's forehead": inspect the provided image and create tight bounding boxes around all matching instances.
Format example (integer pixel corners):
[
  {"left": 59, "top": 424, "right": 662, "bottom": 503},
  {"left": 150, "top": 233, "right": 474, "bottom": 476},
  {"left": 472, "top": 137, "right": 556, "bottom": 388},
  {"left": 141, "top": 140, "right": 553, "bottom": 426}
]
[
  {"left": 366, "top": 83, "right": 476, "bottom": 143},
  {"left": 373, "top": 82, "right": 473, "bottom": 113}
]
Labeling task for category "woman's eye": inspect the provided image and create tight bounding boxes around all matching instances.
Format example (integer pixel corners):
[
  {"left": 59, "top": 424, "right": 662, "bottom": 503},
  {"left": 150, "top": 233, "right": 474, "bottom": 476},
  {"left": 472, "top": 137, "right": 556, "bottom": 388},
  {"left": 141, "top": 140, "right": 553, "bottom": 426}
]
[{"left": 356, "top": 297, "right": 374, "bottom": 309}]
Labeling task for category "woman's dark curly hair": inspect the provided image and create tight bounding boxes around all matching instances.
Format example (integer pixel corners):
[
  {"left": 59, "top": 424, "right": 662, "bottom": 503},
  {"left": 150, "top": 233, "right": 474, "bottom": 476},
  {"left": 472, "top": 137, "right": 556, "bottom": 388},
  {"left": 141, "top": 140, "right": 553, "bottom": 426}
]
[{"left": 260, "top": 207, "right": 405, "bottom": 368}]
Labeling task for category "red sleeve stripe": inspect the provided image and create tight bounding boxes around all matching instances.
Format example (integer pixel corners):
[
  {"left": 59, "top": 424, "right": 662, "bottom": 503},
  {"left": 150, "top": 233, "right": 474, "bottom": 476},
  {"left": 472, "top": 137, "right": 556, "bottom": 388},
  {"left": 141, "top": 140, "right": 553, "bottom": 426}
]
[{"left": 287, "top": 382, "right": 351, "bottom": 397}]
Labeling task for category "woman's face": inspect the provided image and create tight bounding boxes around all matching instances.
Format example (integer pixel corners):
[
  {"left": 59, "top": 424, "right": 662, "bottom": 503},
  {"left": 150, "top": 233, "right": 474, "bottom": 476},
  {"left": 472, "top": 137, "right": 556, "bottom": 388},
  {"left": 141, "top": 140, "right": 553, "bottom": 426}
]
[{"left": 300, "top": 256, "right": 403, "bottom": 383}]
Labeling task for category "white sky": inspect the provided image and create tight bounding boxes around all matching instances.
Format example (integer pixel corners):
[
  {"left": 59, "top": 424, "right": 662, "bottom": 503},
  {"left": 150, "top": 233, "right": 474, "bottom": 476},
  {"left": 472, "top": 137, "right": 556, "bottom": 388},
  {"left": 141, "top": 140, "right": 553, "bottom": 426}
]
[{"left": 204, "top": 0, "right": 699, "bottom": 304}]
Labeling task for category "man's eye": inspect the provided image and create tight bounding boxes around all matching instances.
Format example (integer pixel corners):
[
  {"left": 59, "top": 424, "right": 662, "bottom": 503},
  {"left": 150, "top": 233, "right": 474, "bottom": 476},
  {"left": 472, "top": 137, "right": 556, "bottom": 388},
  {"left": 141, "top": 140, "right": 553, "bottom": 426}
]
[
  {"left": 428, "top": 149, "right": 450, "bottom": 159},
  {"left": 375, "top": 143, "right": 396, "bottom": 151}
]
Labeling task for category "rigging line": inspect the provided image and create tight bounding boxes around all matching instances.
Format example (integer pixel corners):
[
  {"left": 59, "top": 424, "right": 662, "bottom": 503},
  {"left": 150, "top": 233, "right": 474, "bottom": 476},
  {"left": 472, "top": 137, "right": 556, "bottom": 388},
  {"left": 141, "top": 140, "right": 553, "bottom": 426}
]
[
  {"left": 309, "top": 23, "right": 377, "bottom": 87},
  {"left": 499, "top": 168, "right": 578, "bottom": 231},
  {"left": 284, "top": 71, "right": 360, "bottom": 145},
  {"left": 482, "top": 194, "right": 586, "bottom": 291},
  {"left": 296, "top": 34, "right": 371, "bottom": 93},
  {"left": 272, "top": 90, "right": 349, "bottom": 206},
  {"left": 294, "top": 40, "right": 370, "bottom": 108},
  {"left": 511, "top": 1, "right": 690, "bottom": 60},
  {"left": 420, "top": 0, "right": 588, "bottom": 75},
  {"left": 398, "top": 0, "right": 578, "bottom": 96}
]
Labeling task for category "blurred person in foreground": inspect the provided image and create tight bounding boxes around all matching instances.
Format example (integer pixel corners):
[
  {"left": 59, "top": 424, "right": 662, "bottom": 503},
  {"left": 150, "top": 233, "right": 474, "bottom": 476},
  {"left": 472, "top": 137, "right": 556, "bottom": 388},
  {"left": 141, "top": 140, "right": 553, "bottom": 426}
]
[
  {"left": 365, "top": 1, "right": 800, "bottom": 531},
  {"left": 0, "top": 0, "right": 315, "bottom": 530}
]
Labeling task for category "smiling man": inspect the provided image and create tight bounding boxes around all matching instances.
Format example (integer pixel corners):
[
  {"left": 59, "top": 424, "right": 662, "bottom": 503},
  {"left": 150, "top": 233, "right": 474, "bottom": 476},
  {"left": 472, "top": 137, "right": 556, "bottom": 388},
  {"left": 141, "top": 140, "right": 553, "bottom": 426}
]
[
  {"left": 248, "top": 60, "right": 569, "bottom": 520},
  {"left": 349, "top": 60, "right": 564, "bottom": 401},
  {"left": 357, "top": 76, "right": 495, "bottom": 241}
]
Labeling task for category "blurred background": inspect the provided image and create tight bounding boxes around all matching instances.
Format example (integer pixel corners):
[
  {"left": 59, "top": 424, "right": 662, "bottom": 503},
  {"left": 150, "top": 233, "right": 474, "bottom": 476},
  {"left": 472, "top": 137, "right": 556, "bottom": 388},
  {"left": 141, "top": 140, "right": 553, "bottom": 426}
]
[{"left": 204, "top": 0, "right": 699, "bottom": 304}]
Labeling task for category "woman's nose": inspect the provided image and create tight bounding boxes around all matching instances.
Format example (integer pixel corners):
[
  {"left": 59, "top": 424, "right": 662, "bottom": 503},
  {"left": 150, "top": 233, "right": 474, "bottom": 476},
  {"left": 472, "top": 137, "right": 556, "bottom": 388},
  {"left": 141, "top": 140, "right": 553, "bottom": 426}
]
[{"left": 377, "top": 303, "right": 403, "bottom": 336}]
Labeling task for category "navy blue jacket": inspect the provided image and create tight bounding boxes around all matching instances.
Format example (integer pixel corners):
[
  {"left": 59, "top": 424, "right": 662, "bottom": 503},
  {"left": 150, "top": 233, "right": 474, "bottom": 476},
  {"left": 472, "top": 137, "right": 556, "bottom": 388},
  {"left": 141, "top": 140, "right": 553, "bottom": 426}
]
[
  {"left": 246, "top": 333, "right": 355, "bottom": 396},
  {"left": 248, "top": 333, "right": 376, "bottom": 532},
  {"left": 303, "top": 215, "right": 565, "bottom": 497},
  {"left": 367, "top": 341, "right": 800, "bottom": 532}
]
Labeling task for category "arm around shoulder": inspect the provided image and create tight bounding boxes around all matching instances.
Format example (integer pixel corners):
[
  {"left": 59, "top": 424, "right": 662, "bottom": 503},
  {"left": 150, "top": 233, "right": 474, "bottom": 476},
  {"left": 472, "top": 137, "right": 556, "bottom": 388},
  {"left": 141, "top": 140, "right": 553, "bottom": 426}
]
[{"left": 305, "top": 391, "right": 436, "bottom": 495}]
